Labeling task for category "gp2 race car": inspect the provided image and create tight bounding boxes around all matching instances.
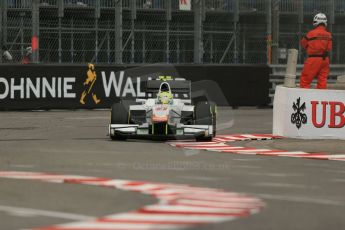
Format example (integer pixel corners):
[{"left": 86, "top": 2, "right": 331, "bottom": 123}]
[{"left": 109, "top": 77, "right": 216, "bottom": 141}]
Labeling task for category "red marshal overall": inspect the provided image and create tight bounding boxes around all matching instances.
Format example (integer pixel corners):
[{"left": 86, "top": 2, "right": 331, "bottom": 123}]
[{"left": 300, "top": 25, "right": 332, "bottom": 89}]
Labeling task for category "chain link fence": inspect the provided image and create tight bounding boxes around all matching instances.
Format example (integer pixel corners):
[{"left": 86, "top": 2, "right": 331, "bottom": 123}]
[{"left": 1, "top": 0, "right": 345, "bottom": 64}]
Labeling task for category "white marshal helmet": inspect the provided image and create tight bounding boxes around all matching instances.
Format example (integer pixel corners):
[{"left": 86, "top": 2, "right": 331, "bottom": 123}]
[{"left": 313, "top": 13, "right": 327, "bottom": 27}]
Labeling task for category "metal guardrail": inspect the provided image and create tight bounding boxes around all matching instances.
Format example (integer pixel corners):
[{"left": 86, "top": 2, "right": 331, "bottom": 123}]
[{"left": 268, "top": 64, "right": 345, "bottom": 105}]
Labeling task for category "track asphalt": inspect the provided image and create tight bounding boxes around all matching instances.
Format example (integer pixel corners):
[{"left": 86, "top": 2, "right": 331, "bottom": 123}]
[{"left": 0, "top": 108, "right": 344, "bottom": 230}]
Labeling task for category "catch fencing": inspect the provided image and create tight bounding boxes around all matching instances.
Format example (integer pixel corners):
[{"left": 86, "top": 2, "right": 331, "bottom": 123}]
[{"left": 1, "top": 0, "right": 345, "bottom": 64}]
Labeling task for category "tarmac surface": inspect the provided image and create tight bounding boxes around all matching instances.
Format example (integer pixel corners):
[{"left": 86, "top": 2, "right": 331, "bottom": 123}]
[{"left": 0, "top": 108, "right": 345, "bottom": 230}]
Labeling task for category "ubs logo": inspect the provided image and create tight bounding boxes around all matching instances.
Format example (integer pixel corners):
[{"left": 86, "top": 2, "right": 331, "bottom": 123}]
[
  {"left": 80, "top": 63, "right": 101, "bottom": 105},
  {"left": 291, "top": 97, "right": 307, "bottom": 129}
]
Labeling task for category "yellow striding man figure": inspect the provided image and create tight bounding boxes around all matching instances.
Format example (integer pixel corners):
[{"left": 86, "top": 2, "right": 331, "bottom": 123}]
[{"left": 80, "top": 63, "right": 101, "bottom": 105}]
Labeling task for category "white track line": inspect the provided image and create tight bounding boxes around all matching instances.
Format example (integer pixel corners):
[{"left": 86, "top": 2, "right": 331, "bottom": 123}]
[{"left": 0, "top": 205, "right": 93, "bottom": 221}]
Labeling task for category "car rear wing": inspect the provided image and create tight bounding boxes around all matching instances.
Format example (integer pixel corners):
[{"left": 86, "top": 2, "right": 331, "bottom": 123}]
[{"left": 145, "top": 79, "right": 191, "bottom": 100}]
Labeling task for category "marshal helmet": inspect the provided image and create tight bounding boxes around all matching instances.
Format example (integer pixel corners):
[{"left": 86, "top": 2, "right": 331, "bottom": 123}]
[{"left": 313, "top": 13, "right": 327, "bottom": 27}]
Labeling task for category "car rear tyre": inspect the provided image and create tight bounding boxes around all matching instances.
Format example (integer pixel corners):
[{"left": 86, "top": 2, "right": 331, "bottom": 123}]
[
  {"left": 110, "top": 102, "right": 129, "bottom": 141},
  {"left": 194, "top": 101, "right": 215, "bottom": 141}
]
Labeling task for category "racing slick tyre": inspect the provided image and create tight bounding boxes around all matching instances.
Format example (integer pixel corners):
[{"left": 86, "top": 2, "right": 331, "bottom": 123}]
[
  {"left": 110, "top": 102, "right": 129, "bottom": 141},
  {"left": 210, "top": 102, "right": 217, "bottom": 137},
  {"left": 194, "top": 101, "right": 215, "bottom": 142}
]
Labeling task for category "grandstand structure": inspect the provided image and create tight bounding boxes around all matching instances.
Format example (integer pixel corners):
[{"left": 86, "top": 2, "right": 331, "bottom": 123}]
[{"left": 0, "top": 0, "right": 344, "bottom": 64}]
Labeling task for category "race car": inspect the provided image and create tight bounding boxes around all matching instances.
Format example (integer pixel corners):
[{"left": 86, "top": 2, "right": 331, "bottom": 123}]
[{"left": 109, "top": 77, "right": 216, "bottom": 141}]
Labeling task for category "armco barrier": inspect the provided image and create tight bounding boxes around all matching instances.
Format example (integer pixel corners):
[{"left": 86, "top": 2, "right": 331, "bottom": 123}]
[{"left": 0, "top": 64, "right": 269, "bottom": 110}]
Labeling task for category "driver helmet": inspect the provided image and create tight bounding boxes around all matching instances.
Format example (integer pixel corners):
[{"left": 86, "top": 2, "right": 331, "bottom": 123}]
[
  {"left": 158, "top": 82, "right": 173, "bottom": 104},
  {"left": 159, "top": 91, "right": 173, "bottom": 104}
]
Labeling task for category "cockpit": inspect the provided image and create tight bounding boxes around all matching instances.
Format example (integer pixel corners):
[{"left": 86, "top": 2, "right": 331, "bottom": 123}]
[{"left": 157, "top": 82, "right": 173, "bottom": 104}]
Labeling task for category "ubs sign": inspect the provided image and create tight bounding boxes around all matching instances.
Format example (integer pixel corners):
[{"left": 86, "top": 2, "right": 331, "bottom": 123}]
[
  {"left": 290, "top": 98, "right": 345, "bottom": 129},
  {"left": 311, "top": 101, "right": 345, "bottom": 128},
  {"left": 274, "top": 85, "right": 345, "bottom": 140}
]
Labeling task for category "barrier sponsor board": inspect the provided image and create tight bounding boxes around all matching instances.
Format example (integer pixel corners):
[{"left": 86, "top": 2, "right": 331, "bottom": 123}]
[
  {"left": 0, "top": 64, "right": 269, "bottom": 110},
  {"left": 273, "top": 85, "right": 345, "bottom": 139}
]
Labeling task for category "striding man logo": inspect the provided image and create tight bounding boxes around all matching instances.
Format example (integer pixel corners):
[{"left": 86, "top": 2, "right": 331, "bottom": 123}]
[{"left": 80, "top": 63, "right": 101, "bottom": 105}]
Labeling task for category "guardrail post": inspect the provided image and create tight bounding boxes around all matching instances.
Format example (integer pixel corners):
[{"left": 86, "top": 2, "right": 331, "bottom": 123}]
[
  {"left": 233, "top": 0, "right": 239, "bottom": 63},
  {"left": 329, "top": 0, "right": 335, "bottom": 63},
  {"left": 115, "top": 0, "right": 123, "bottom": 64},
  {"left": 284, "top": 49, "right": 298, "bottom": 88},
  {"left": 95, "top": 0, "right": 100, "bottom": 63},
  {"left": 130, "top": 0, "right": 136, "bottom": 63},
  {"left": 298, "top": 0, "right": 303, "bottom": 63},
  {"left": 194, "top": 0, "right": 203, "bottom": 64},
  {"left": 266, "top": 0, "right": 272, "bottom": 64},
  {"left": 32, "top": 0, "right": 39, "bottom": 63},
  {"left": 166, "top": 0, "right": 171, "bottom": 63},
  {"left": 58, "top": 0, "right": 64, "bottom": 63},
  {"left": 272, "top": 0, "right": 280, "bottom": 64}
]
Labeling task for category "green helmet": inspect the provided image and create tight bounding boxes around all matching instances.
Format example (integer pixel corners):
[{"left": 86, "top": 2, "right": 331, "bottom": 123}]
[{"left": 159, "top": 91, "right": 173, "bottom": 104}]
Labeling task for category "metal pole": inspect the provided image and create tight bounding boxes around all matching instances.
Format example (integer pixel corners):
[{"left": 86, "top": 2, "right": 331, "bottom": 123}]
[
  {"left": 194, "top": 0, "right": 203, "bottom": 63},
  {"left": 233, "top": 22, "right": 238, "bottom": 63},
  {"left": 20, "top": 13, "right": 24, "bottom": 58},
  {"left": 32, "top": 0, "right": 40, "bottom": 63},
  {"left": 272, "top": 0, "right": 280, "bottom": 64},
  {"left": 130, "top": 0, "right": 136, "bottom": 64},
  {"left": 58, "top": 0, "right": 64, "bottom": 63},
  {"left": 0, "top": 0, "right": 3, "bottom": 63},
  {"left": 58, "top": 18, "right": 62, "bottom": 63},
  {"left": 95, "top": 0, "right": 100, "bottom": 63},
  {"left": 95, "top": 18, "right": 99, "bottom": 63},
  {"left": 243, "top": 26, "right": 246, "bottom": 63},
  {"left": 71, "top": 18, "right": 74, "bottom": 63},
  {"left": 142, "top": 24, "right": 146, "bottom": 63},
  {"left": 131, "top": 19, "right": 134, "bottom": 63},
  {"left": 298, "top": 0, "right": 303, "bottom": 64},
  {"left": 233, "top": 0, "right": 239, "bottom": 63},
  {"left": 166, "top": 0, "right": 171, "bottom": 63},
  {"left": 210, "top": 33, "right": 213, "bottom": 63},
  {"left": 177, "top": 22, "right": 180, "bottom": 63},
  {"left": 329, "top": 0, "right": 335, "bottom": 27},
  {"left": 2, "top": 0, "right": 8, "bottom": 63},
  {"left": 166, "top": 20, "right": 170, "bottom": 63},
  {"left": 336, "top": 35, "right": 340, "bottom": 64},
  {"left": 329, "top": 0, "right": 335, "bottom": 63},
  {"left": 107, "top": 28, "right": 110, "bottom": 63},
  {"left": 267, "top": 0, "right": 272, "bottom": 64},
  {"left": 3, "top": 0, "right": 7, "bottom": 45},
  {"left": 115, "top": 0, "right": 123, "bottom": 64}
]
